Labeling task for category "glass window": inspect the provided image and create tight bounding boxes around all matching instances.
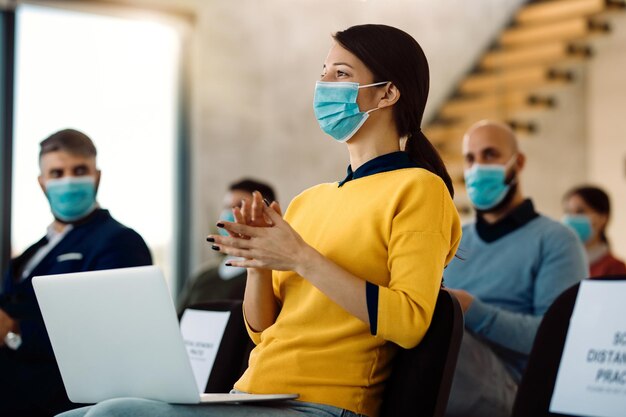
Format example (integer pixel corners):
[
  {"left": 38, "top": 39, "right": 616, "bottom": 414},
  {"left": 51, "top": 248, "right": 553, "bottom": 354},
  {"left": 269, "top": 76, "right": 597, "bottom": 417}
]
[{"left": 12, "top": 4, "right": 181, "bottom": 290}]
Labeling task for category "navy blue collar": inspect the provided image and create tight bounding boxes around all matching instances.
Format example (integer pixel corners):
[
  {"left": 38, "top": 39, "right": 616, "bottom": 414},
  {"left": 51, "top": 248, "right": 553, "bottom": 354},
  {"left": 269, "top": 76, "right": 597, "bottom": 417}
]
[
  {"left": 476, "top": 199, "right": 539, "bottom": 242},
  {"left": 338, "top": 151, "right": 419, "bottom": 187}
]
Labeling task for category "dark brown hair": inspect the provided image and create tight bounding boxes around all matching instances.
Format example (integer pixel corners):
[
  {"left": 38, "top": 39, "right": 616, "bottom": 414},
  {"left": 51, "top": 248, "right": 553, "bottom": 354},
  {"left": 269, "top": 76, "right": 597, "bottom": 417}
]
[
  {"left": 565, "top": 185, "right": 611, "bottom": 243},
  {"left": 229, "top": 178, "right": 277, "bottom": 203},
  {"left": 333, "top": 24, "right": 453, "bottom": 197},
  {"left": 39, "top": 129, "right": 97, "bottom": 159}
]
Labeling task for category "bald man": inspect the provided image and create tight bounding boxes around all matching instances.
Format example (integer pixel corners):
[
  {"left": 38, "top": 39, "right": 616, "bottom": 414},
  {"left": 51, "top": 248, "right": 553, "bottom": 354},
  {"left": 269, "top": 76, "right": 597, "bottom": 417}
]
[{"left": 443, "top": 121, "right": 587, "bottom": 417}]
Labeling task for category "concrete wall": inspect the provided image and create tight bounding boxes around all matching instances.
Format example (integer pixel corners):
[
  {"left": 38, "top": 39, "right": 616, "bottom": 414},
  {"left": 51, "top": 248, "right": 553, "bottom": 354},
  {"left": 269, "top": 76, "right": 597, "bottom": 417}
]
[
  {"left": 517, "top": 67, "right": 588, "bottom": 220},
  {"left": 586, "top": 12, "right": 626, "bottom": 259},
  {"left": 187, "top": 0, "right": 526, "bottom": 270}
]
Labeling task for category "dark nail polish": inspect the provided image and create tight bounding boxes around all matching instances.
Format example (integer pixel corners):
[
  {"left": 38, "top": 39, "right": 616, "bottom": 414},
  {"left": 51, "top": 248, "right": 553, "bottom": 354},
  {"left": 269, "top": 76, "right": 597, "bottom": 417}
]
[
  {"left": 263, "top": 198, "right": 270, "bottom": 207},
  {"left": 206, "top": 237, "right": 214, "bottom": 242},
  {"left": 216, "top": 223, "right": 224, "bottom": 228},
  {"left": 211, "top": 245, "right": 220, "bottom": 251},
  {"left": 225, "top": 262, "right": 232, "bottom": 267}
]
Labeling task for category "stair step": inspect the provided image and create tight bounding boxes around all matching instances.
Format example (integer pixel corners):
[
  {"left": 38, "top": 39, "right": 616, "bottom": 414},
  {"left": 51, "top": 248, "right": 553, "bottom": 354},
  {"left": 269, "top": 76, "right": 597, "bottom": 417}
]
[
  {"left": 515, "top": 0, "right": 615, "bottom": 26},
  {"left": 441, "top": 92, "right": 555, "bottom": 118},
  {"left": 460, "top": 66, "right": 573, "bottom": 94},
  {"left": 481, "top": 41, "right": 591, "bottom": 69},
  {"left": 500, "top": 16, "right": 609, "bottom": 47}
]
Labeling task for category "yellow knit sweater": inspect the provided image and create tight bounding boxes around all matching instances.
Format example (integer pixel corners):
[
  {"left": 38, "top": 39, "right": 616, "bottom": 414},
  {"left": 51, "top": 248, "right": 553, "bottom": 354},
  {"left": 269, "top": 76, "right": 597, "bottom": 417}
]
[{"left": 235, "top": 168, "right": 461, "bottom": 417}]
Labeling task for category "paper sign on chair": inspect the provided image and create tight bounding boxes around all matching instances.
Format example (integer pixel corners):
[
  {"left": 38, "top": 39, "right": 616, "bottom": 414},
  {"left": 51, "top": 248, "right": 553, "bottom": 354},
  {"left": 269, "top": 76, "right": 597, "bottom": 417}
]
[
  {"left": 550, "top": 280, "right": 626, "bottom": 417},
  {"left": 180, "top": 309, "right": 231, "bottom": 393}
]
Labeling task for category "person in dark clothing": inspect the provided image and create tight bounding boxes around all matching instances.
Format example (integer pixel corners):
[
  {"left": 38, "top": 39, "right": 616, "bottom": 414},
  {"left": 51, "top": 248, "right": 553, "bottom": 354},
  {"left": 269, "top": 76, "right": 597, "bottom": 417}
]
[
  {"left": 177, "top": 179, "right": 276, "bottom": 313},
  {"left": 0, "top": 129, "right": 152, "bottom": 417}
]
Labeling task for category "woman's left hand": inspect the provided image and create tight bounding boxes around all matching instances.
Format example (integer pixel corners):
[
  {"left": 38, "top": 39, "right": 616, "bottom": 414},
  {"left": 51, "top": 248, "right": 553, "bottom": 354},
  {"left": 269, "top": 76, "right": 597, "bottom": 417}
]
[{"left": 208, "top": 205, "right": 315, "bottom": 272}]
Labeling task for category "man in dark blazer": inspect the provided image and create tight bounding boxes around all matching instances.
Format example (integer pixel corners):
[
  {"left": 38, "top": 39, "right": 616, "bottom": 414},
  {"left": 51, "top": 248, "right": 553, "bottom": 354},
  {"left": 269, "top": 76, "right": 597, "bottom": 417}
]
[{"left": 0, "top": 129, "right": 152, "bottom": 417}]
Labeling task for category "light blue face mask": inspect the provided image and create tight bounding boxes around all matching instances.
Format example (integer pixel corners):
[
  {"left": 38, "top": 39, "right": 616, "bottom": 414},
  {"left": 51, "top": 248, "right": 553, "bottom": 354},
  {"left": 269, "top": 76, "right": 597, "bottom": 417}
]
[
  {"left": 45, "top": 176, "right": 97, "bottom": 222},
  {"left": 464, "top": 155, "right": 517, "bottom": 211},
  {"left": 562, "top": 214, "right": 593, "bottom": 243},
  {"left": 313, "top": 81, "right": 388, "bottom": 143},
  {"left": 218, "top": 209, "right": 235, "bottom": 237}
]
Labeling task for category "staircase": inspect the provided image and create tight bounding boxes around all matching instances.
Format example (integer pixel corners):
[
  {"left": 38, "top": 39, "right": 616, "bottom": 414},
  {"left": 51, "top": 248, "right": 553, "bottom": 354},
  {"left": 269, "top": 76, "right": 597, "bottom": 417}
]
[{"left": 424, "top": 0, "right": 626, "bottom": 214}]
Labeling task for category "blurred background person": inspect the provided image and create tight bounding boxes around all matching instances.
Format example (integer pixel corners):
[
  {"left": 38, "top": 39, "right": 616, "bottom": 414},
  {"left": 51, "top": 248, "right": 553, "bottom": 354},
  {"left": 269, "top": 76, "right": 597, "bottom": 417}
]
[
  {"left": 563, "top": 185, "right": 626, "bottom": 277},
  {"left": 177, "top": 178, "right": 276, "bottom": 313}
]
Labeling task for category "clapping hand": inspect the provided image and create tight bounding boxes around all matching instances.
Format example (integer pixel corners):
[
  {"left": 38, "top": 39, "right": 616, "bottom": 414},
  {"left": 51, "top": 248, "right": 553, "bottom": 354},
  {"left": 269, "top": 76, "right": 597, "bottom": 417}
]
[
  {"left": 236, "top": 191, "right": 282, "bottom": 229},
  {"left": 207, "top": 193, "right": 313, "bottom": 272}
]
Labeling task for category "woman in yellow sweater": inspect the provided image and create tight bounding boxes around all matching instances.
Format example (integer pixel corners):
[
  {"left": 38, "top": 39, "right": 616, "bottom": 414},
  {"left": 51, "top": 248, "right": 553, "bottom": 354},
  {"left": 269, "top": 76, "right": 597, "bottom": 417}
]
[{"left": 58, "top": 24, "right": 461, "bottom": 417}]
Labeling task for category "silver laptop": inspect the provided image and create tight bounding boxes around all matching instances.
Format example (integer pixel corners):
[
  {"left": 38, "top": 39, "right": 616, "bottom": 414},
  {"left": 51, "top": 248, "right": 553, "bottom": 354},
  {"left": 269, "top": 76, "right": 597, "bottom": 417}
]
[{"left": 32, "top": 265, "right": 297, "bottom": 404}]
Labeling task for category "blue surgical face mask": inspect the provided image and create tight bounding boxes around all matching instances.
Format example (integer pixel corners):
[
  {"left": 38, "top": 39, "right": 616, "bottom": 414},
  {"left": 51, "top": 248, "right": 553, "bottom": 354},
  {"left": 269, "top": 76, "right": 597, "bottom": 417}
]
[
  {"left": 562, "top": 214, "right": 593, "bottom": 243},
  {"left": 218, "top": 209, "right": 235, "bottom": 237},
  {"left": 313, "top": 81, "right": 388, "bottom": 143},
  {"left": 464, "top": 155, "right": 517, "bottom": 211},
  {"left": 45, "top": 176, "right": 97, "bottom": 222}
]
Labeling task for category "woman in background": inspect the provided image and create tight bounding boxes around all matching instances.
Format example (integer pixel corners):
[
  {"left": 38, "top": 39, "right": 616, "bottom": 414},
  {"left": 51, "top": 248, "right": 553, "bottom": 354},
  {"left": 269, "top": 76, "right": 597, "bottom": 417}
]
[
  {"left": 563, "top": 185, "right": 626, "bottom": 277},
  {"left": 58, "top": 24, "right": 461, "bottom": 417}
]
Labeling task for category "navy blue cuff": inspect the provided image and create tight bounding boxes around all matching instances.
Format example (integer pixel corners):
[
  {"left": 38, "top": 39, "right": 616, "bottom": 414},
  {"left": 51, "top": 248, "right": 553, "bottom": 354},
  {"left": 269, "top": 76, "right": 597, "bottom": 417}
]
[{"left": 366, "top": 282, "right": 379, "bottom": 335}]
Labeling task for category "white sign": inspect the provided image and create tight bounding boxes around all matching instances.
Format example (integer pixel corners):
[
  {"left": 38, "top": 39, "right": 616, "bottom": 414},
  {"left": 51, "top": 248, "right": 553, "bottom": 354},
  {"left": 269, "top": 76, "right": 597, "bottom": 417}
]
[
  {"left": 180, "top": 309, "right": 231, "bottom": 393},
  {"left": 550, "top": 280, "right": 626, "bottom": 417}
]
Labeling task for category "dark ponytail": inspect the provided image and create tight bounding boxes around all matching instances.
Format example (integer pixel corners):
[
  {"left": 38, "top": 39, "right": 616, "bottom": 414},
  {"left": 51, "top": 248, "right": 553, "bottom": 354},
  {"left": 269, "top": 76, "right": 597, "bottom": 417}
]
[
  {"left": 404, "top": 131, "right": 454, "bottom": 198},
  {"left": 334, "top": 24, "right": 454, "bottom": 198}
]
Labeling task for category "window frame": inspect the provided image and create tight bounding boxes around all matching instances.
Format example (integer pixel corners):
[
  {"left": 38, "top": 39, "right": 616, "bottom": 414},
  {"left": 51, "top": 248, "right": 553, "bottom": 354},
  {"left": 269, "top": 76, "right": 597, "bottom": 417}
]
[{"left": 0, "top": 1, "right": 192, "bottom": 296}]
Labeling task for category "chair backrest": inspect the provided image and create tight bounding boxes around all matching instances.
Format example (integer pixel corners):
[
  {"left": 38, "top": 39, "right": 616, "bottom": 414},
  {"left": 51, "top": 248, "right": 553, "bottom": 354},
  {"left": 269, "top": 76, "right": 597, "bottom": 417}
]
[
  {"left": 180, "top": 299, "right": 253, "bottom": 393},
  {"left": 379, "top": 289, "right": 464, "bottom": 417},
  {"left": 512, "top": 275, "right": 626, "bottom": 417}
]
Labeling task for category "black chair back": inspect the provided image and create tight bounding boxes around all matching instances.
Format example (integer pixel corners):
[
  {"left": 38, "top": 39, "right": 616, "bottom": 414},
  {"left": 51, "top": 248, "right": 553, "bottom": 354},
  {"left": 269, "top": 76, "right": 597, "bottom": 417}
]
[
  {"left": 182, "top": 291, "right": 463, "bottom": 414},
  {"left": 180, "top": 299, "right": 253, "bottom": 393},
  {"left": 379, "top": 289, "right": 464, "bottom": 417},
  {"left": 512, "top": 275, "right": 626, "bottom": 417}
]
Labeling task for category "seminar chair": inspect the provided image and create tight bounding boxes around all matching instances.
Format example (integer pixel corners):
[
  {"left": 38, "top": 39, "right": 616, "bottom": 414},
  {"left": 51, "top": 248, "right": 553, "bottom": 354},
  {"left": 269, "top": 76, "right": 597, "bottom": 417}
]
[
  {"left": 182, "top": 291, "right": 463, "bottom": 416},
  {"left": 179, "top": 299, "right": 253, "bottom": 393},
  {"left": 512, "top": 275, "right": 626, "bottom": 417},
  {"left": 379, "top": 289, "right": 464, "bottom": 417}
]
